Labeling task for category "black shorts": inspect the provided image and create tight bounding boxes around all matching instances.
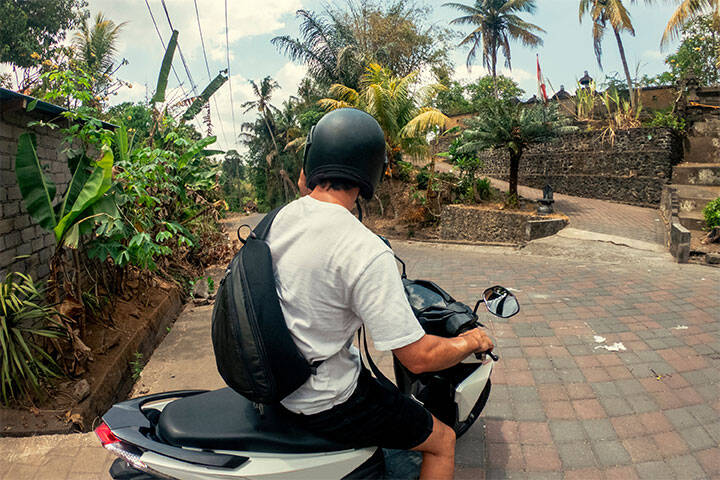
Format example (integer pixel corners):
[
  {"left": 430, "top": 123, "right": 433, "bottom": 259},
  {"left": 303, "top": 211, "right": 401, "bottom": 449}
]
[{"left": 282, "top": 368, "right": 434, "bottom": 450}]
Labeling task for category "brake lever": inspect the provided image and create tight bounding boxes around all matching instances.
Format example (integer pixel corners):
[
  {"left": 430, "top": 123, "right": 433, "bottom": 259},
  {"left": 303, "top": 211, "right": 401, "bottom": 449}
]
[{"left": 475, "top": 351, "right": 499, "bottom": 362}]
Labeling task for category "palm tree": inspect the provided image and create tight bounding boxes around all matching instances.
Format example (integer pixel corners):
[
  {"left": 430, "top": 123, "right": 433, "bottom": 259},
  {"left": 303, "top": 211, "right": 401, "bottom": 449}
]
[
  {"left": 72, "top": 12, "right": 127, "bottom": 95},
  {"left": 459, "top": 100, "right": 572, "bottom": 202},
  {"left": 241, "top": 77, "right": 300, "bottom": 201},
  {"left": 319, "top": 63, "right": 449, "bottom": 165},
  {"left": 661, "top": 0, "right": 719, "bottom": 47},
  {"left": 241, "top": 77, "right": 281, "bottom": 161},
  {"left": 271, "top": 9, "right": 363, "bottom": 89},
  {"left": 579, "top": 0, "right": 646, "bottom": 110},
  {"left": 444, "top": 0, "right": 545, "bottom": 78}
]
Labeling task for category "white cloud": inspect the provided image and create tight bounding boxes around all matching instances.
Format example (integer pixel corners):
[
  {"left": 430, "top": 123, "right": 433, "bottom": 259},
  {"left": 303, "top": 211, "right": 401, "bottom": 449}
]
[
  {"left": 274, "top": 62, "right": 308, "bottom": 102},
  {"left": 206, "top": 61, "right": 307, "bottom": 152},
  {"left": 112, "top": 80, "right": 149, "bottom": 104},
  {"left": 92, "top": 0, "right": 301, "bottom": 63},
  {"left": 643, "top": 50, "right": 664, "bottom": 61}
]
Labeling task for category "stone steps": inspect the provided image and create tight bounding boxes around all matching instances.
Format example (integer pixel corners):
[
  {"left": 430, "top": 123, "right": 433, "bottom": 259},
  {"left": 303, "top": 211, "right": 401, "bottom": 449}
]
[
  {"left": 672, "top": 163, "right": 720, "bottom": 186},
  {"left": 672, "top": 184, "right": 720, "bottom": 213},
  {"left": 678, "top": 209, "right": 706, "bottom": 230}
]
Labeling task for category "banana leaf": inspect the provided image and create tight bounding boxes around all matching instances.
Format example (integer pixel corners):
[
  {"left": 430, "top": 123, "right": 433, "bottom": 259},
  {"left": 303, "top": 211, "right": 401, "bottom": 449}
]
[
  {"left": 59, "top": 153, "right": 91, "bottom": 219},
  {"left": 53, "top": 147, "right": 114, "bottom": 246},
  {"left": 182, "top": 71, "right": 228, "bottom": 121},
  {"left": 151, "top": 30, "right": 178, "bottom": 104},
  {"left": 15, "top": 133, "right": 57, "bottom": 230},
  {"left": 115, "top": 125, "right": 130, "bottom": 164}
]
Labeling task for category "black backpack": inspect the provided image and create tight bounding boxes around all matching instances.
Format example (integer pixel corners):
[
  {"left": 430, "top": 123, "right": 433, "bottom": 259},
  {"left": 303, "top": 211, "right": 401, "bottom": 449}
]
[{"left": 211, "top": 207, "right": 320, "bottom": 404}]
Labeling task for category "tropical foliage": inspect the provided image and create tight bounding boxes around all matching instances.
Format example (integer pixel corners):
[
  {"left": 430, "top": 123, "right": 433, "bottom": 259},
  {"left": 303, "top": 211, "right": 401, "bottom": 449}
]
[
  {"left": 661, "top": 0, "right": 719, "bottom": 48},
  {"left": 0, "top": 272, "right": 66, "bottom": 405},
  {"left": 0, "top": 0, "right": 87, "bottom": 67},
  {"left": 320, "top": 63, "right": 449, "bottom": 164},
  {"left": 703, "top": 197, "right": 720, "bottom": 230},
  {"left": 458, "top": 100, "right": 573, "bottom": 201},
  {"left": 434, "top": 75, "right": 524, "bottom": 115},
  {"left": 444, "top": 0, "right": 545, "bottom": 77},
  {"left": 272, "top": 1, "right": 451, "bottom": 89},
  {"left": 664, "top": 15, "right": 720, "bottom": 86},
  {"left": 578, "top": 0, "right": 642, "bottom": 109},
  {"left": 72, "top": 12, "right": 127, "bottom": 97},
  {"left": 8, "top": 26, "right": 228, "bottom": 401}
]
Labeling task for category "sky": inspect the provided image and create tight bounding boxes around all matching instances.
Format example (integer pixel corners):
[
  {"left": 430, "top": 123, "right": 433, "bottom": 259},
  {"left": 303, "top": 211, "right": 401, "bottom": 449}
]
[{"left": 81, "top": 0, "right": 682, "bottom": 152}]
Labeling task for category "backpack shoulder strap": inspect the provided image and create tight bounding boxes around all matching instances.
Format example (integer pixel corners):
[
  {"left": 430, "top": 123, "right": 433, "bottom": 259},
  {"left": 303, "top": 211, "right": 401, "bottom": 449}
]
[
  {"left": 358, "top": 327, "right": 396, "bottom": 390},
  {"left": 253, "top": 206, "right": 284, "bottom": 240}
]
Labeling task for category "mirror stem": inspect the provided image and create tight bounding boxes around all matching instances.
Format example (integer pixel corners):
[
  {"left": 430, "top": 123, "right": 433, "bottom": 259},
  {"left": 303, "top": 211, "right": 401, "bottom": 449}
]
[{"left": 472, "top": 299, "right": 484, "bottom": 315}]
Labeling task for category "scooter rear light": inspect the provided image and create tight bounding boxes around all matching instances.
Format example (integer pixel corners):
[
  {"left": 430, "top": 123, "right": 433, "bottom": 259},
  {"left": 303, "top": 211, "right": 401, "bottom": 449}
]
[
  {"left": 95, "top": 423, "right": 159, "bottom": 477},
  {"left": 94, "top": 422, "right": 119, "bottom": 446}
]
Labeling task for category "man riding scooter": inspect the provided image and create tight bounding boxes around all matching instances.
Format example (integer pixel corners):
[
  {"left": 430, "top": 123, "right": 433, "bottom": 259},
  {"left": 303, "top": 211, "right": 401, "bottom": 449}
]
[{"left": 266, "top": 107, "right": 494, "bottom": 480}]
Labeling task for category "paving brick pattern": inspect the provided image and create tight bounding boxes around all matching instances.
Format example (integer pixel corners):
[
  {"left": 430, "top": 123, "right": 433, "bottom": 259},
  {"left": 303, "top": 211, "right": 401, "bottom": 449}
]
[
  {"left": 390, "top": 241, "right": 719, "bottom": 479},
  {"left": 1, "top": 238, "right": 718, "bottom": 479}
]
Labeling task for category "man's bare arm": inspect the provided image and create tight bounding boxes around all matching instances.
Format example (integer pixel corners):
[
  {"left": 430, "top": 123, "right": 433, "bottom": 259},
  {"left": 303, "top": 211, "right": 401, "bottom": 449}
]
[{"left": 392, "top": 329, "right": 493, "bottom": 374}]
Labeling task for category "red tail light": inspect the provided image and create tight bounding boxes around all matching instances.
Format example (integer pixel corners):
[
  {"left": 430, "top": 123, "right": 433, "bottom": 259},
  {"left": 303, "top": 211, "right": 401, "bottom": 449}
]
[{"left": 95, "top": 422, "right": 120, "bottom": 446}]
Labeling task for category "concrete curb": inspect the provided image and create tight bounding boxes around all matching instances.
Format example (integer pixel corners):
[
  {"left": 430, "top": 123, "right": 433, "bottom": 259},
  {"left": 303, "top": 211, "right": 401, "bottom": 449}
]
[{"left": 556, "top": 228, "right": 667, "bottom": 253}]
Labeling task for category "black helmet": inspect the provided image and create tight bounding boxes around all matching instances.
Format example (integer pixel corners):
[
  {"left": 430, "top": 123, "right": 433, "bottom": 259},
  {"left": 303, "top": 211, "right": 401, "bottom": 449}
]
[{"left": 303, "top": 108, "right": 387, "bottom": 199}]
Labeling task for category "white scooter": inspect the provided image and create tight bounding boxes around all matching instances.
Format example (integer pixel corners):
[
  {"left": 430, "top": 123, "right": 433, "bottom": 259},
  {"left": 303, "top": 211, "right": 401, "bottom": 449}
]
[{"left": 96, "top": 251, "right": 520, "bottom": 480}]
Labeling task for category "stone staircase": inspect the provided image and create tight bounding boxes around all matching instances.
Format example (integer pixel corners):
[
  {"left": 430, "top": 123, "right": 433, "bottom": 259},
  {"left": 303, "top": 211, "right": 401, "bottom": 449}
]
[{"left": 671, "top": 115, "right": 720, "bottom": 231}]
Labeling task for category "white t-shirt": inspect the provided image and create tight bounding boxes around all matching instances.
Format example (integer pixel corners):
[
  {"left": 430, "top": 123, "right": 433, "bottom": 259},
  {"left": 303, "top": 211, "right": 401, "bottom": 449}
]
[{"left": 265, "top": 195, "right": 425, "bottom": 414}]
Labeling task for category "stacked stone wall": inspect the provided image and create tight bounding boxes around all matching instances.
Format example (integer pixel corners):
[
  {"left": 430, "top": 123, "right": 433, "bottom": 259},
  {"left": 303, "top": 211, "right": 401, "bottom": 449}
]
[
  {"left": 0, "top": 109, "right": 71, "bottom": 281},
  {"left": 474, "top": 128, "right": 682, "bottom": 206}
]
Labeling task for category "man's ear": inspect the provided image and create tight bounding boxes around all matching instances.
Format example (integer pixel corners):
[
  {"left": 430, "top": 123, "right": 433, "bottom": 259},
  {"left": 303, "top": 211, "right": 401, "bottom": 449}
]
[{"left": 298, "top": 169, "right": 311, "bottom": 196}]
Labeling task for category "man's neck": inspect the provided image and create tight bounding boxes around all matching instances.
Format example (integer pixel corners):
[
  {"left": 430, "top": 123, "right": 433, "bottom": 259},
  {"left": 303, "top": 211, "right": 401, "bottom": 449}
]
[{"left": 309, "top": 186, "right": 359, "bottom": 211}]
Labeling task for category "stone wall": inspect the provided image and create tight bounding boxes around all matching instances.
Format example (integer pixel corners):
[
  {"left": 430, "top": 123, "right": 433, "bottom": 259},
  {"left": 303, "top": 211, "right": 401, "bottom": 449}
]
[
  {"left": 474, "top": 128, "right": 682, "bottom": 206},
  {"left": 0, "top": 108, "right": 71, "bottom": 281},
  {"left": 439, "top": 205, "right": 568, "bottom": 244}
]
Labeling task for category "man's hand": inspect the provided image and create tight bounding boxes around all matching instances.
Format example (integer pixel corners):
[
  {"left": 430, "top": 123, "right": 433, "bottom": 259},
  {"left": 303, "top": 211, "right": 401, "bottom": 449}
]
[{"left": 458, "top": 328, "right": 494, "bottom": 354}]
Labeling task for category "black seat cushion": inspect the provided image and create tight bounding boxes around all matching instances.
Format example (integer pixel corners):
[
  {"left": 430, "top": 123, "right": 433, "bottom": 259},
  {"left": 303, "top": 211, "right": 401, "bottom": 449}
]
[{"left": 156, "top": 388, "right": 350, "bottom": 453}]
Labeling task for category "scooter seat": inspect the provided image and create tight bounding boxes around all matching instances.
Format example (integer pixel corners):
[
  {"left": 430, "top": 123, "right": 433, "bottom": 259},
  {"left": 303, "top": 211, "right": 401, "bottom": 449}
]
[{"left": 156, "top": 388, "right": 351, "bottom": 454}]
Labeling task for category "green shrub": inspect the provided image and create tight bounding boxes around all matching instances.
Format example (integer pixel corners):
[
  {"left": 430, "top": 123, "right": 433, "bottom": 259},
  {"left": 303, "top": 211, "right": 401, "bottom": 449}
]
[
  {"left": 396, "top": 160, "right": 414, "bottom": 182},
  {"left": 416, "top": 168, "right": 431, "bottom": 190},
  {"left": 645, "top": 110, "right": 686, "bottom": 132},
  {"left": 703, "top": 197, "right": 720, "bottom": 229},
  {"left": 476, "top": 177, "right": 492, "bottom": 200},
  {"left": 0, "top": 272, "right": 66, "bottom": 405}
]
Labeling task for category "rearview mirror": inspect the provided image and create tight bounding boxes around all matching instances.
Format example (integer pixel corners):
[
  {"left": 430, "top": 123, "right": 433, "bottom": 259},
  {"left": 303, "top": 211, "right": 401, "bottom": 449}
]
[{"left": 482, "top": 286, "right": 519, "bottom": 318}]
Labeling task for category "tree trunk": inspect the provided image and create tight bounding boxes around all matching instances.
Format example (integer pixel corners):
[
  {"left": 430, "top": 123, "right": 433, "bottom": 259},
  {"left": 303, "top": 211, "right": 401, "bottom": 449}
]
[
  {"left": 613, "top": 26, "right": 636, "bottom": 111},
  {"left": 508, "top": 149, "right": 521, "bottom": 202},
  {"left": 491, "top": 43, "right": 497, "bottom": 79},
  {"left": 262, "top": 112, "right": 280, "bottom": 163}
]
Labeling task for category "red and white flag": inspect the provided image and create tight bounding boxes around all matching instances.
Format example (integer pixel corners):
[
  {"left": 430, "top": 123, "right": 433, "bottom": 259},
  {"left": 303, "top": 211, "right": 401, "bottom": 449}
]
[{"left": 537, "top": 54, "right": 548, "bottom": 103}]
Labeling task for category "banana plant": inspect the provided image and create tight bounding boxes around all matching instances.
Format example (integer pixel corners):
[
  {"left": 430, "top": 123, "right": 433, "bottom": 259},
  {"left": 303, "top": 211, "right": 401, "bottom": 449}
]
[
  {"left": 15, "top": 132, "right": 115, "bottom": 249},
  {"left": 151, "top": 30, "right": 178, "bottom": 104}
]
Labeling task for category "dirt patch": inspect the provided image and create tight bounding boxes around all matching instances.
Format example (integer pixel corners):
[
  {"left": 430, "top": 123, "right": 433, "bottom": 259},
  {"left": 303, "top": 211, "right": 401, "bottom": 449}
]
[
  {"left": 0, "top": 280, "right": 183, "bottom": 436},
  {"left": 689, "top": 229, "right": 720, "bottom": 254},
  {"left": 688, "top": 229, "right": 720, "bottom": 266}
]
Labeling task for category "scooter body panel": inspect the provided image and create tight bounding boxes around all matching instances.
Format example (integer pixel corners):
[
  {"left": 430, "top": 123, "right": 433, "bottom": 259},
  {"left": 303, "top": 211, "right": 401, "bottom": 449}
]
[
  {"left": 455, "top": 360, "right": 493, "bottom": 422},
  {"left": 140, "top": 447, "right": 376, "bottom": 480}
]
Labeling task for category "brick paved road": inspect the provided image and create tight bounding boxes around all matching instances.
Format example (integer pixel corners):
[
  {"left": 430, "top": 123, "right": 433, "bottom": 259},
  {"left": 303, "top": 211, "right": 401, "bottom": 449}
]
[
  {"left": 2, "top": 235, "right": 718, "bottom": 479},
  {"left": 392, "top": 240, "right": 719, "bottom": 480}
]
